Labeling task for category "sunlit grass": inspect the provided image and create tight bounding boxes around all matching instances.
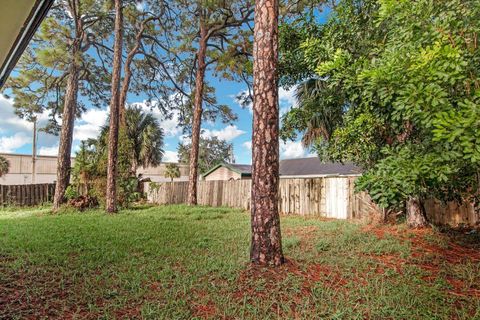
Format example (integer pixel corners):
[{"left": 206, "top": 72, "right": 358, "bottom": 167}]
[{"left": 0, "top": 205, "right": 478, "bottom": 319}]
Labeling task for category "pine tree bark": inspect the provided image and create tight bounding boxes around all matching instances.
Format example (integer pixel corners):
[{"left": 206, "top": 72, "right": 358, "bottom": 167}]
[
  {"left": 52, "top": 62, "right": 79, "bottom": 211},
  {"left": 187, "top": 20, "right": 207, "bottom": 206},
  {"left": 106, "top": 0, "right": 124, "bottom": 213},
  {"left": 250, "top": 0, "right": 284, "bottom": 266},
  {"left": 52, "top": 1, "right": 82, "bottom": 212},
  {"left": 406, "top": 197, "right": 428, "bottom": 228},
  {"left": 119, "top": 19, "right": 148, "bottom": 125}
]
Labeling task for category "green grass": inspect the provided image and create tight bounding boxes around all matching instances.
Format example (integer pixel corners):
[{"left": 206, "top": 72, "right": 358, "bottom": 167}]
[{"left": 0, "top": 205, "right": 479, "bottom": 319}]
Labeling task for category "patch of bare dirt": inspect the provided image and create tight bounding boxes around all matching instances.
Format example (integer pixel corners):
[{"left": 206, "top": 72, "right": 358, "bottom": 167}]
[
  {"left": 284, "top": 225, "right": 319, "bottom": 250},
  {"left": 363, "top": 224, "right": 480, "bottom": 298}
]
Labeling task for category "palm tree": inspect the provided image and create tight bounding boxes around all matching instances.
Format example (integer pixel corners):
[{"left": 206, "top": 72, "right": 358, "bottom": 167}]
[
  {"left": 0, "top": 156, "right": 9, "bottom": 177},
  {"left": 125, "top": 107, "right": 164, "bottom": 173},
  {"left": 164, "top": 163, "right": 181, "bottom": 182},
  {"left": 294, "top": 79, "right": 345, "bottom": 147},
  {"left": 98, "top": 107, "right": 164, "bottom": 176}
]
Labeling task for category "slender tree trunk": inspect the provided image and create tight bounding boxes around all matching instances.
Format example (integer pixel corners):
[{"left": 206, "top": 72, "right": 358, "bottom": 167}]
[
  {"left": 406, "top": 197, "right": 428, "bottom": 228},
  {"left": 53, "top": 62, "right": 79, "bottom": 211},
  {"left": 250, "top": 0, "right": 284, "bottom": 266},
  {"left": 187, "top": 21, "right": 207, "bottom": 206},
  {"left": 119, "top": 60, "right": 132, "bottom": 126},
  {"left": 106, "top": 0, "right": 124, "bottom": 213},
  {"left": 119, "top": 19, "right": 151, "bottom": 125},
  {"left": 32, "top": 119, "right": 37, "bottom": 184}
]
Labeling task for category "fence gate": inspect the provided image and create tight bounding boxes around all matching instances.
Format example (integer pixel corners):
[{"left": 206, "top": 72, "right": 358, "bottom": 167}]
[{"left": 325, "top": 177, "right": 349, "bottom": 219}]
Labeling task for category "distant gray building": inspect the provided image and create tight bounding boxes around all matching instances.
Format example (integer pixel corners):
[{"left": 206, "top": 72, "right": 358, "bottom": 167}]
[
  {"left": 0, "top": 153, "right": 189, "bottom": 185},
  {"left": 202, "top": 157, "right": 362, "bottom": 181}
]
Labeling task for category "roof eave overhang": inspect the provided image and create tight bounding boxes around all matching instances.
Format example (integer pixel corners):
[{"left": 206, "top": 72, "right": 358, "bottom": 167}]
[{"left": 0, "top": 0, "right": 54, "bottom": 88}]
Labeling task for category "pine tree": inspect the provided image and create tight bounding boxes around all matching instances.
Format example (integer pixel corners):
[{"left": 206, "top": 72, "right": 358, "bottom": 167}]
[
  {"left": 106, "top": 0, "right": 124, "bottom": 213},
  {"left": 169, "top": 1, "right": 254, "bottom": 205},
  {"left": 250, "top": 0, "right": 284, "bottom": 266},
  {"left": 4, "top": 1, "right": 111, "bottom": 211}
]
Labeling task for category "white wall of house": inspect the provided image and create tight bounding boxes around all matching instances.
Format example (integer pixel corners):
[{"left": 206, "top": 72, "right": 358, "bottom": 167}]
[
  {"left": 204, "top": 167, "right": 241, "bottom": 181},
  {"left": 0, "top": 153, "right": 63, "bottom": 185},
  {"left": 0, "top": 153, "right": 189, "bottom": 185}
]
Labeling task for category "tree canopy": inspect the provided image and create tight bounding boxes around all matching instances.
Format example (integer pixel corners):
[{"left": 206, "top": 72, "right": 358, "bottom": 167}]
[
  {"left": 178, "top": 136, "right": 233, "bottom": 174},
  {"left": 280, "top": 0, "right": 480, "bottom": 214}
]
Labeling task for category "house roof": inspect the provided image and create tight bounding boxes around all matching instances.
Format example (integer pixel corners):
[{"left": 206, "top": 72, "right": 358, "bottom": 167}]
[
  {"left": 202, "top": 158, "right": 362, "bottom": 178},
  {"left": 202, "top": 163, "right": 252, "bottom": 178},
  {"left": 0, "top": 0, "right": 54, "bottom": 88},
  {"left": 279, "top": 158, "right": 362, "bottom": 177}
]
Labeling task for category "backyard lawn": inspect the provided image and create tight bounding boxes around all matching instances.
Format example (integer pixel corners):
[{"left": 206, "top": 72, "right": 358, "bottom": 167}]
[{"left": 0, "top": 205, "right": 479, "bottom": 319}]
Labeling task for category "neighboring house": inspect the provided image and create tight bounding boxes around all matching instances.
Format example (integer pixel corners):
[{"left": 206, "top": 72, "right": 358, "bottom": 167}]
[
  {"left": 0, "top": 153, "right": 189, "bottom": 185},
  {"left": 137, "top": 164, "right": 189, "bottom": 183},
  {"left": 279, "top": 158, "right": 362, "bottom": 178},
  {"left": 203, "top": 164, "right": 252, "bottom": 181},
  {"left": 202, "top": 157, "right": 362, "bottom": 181},
  {"left": 0, "top": 153, "right": 61, "bottom": 184}
]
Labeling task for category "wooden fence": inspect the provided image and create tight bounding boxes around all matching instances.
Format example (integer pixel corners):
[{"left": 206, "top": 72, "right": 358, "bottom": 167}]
[
  {"left": 145, "top": 177, "right": 379, "bottom": 220},
  {"left": 0, "top": 183, "right": 55, "bottom": 206},
  {"left": 424, "top": 199, "right": 480, "bottom": 226}
]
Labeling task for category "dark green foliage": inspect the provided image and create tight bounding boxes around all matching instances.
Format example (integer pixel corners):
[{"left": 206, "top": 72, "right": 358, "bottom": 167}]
[
  {"left": 0, "top": 156, "right": 9, "bottom": 177},
  {"left": 177, "top": 136, "right": 233, "bottom": 174},
  {"left": 72, "top": 107, "right": 164, "bottom": 208},
  {"left": 124, "top": 107, "right": 164, "bottom": 172},
  {"left": 280, "top": 78, "right": 345, "bottom": 151},
  {"left": 280, "top": 0, "right": 480, "bottom": 209},
  {"left": 164, "top": 163, "right": 181, "bottom": 182},
  {"left": 3, "top": 1, "right": 111, "bottom": 133}
]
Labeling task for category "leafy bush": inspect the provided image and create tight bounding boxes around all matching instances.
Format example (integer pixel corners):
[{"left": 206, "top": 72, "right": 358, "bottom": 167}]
[
  {"left": 64, "top": 185, "right": 79, "bottom": 201},
  {"left": 118, "top": 177, "right": 141, "bottom": 209},
  {"left": 67, "top": 195, "right": 99, "bottom": 211}
]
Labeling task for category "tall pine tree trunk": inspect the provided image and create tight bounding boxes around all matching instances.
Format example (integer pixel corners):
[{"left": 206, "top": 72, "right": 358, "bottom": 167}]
[
  {"left": 250, "top": 0, "right": 284, "bottom": 266},
  {"left": 406, "top": 197, "right": 428, "bottom": 228},
  {"left": 187, "top": 21, "right": 207, "bottom": 206},
  {"left": 119, "top": 18, "right": 151, "bottom": 125},
  {"left": 52, "top": 63, "right": 79, "bottom": 211},
  {"left": 106, "top": 0, "right": 124, "bottom": 213}
]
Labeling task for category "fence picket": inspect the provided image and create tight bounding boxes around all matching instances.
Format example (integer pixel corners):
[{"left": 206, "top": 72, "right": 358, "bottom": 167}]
[
  {"left": 0, "top": 183, "right": 56, "bottom": 206},
  {"left": 144, "top": 178, "right": 379, "bottom": 220}
]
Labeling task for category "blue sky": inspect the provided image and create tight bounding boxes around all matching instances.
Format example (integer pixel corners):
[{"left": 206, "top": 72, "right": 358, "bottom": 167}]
[
  {"left": 0, "top": 77, "right": 310, "bottom": 165},
  {"left": 0, "top": 7, "right": 332, "bottom": 165}
]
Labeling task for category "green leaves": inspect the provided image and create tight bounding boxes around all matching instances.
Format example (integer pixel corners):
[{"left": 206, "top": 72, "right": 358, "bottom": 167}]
[{"left": 279, "top": 0, "right": 480, "bottom": 210}]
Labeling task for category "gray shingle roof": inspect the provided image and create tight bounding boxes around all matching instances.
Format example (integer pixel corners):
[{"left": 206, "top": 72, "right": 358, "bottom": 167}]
[
  {"left": 279, "top": 158, "right": 362, "bottom": 176},
  {"left": 205, "top": 158, "right": 362, "bottom": 177},
  {"left": 228, "top": 164, "right": 253, "bottom": 175}
]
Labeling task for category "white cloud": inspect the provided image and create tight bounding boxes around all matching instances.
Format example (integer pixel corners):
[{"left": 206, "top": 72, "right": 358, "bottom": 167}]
[
  {"left": 234, "top": 86, "right": 297, "bottom": 116},
  {"left": 179, "top": 134, "right": 191, "bottom": 145},
  {"left": 159, "top": 111, "right": 182, "bottom": 137},
  {"left": 279, "top": 86, "right": 297, "bottom": 107},
  {"left": 38, "top": 145, "right": 59, "bottom": 156},
  {"left": 132, "top": 101, "right": 182, "bottom": 137},
  {"left": 0, "top": 94, "right": 61, "bottom": 153},
  {"left": 242, "top": 140, "right": 252, "bottom": 151},
  {"left": 0, "top": 95, "right": 36, "bottom": 134},
  {"left": 280, "top": 140, "right": 307, "bottom": 159},
  {"left": 233, "top": 90, "right": 253, "bottom": 114},
  {"left": 73, "top": 108, "right": 108, "bottom": 142},
  {"left": 279, "top": 86, "right": 298, "bottom": 116},
  {"left": 163, "top": 150, "right": 178, "bottom": 162},
  {"left": 241, "top": 139, "right": 307, "bottom": 160},
  {"left": 0, "top": 133, "right": 30, "bottom": 153},
  {"left": 202, "top": 125, "right": 246, "bottom": 142}
]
